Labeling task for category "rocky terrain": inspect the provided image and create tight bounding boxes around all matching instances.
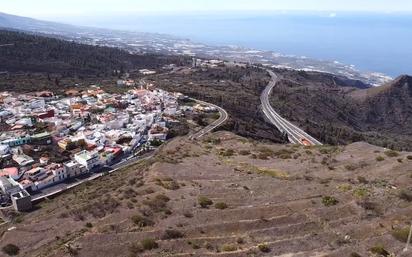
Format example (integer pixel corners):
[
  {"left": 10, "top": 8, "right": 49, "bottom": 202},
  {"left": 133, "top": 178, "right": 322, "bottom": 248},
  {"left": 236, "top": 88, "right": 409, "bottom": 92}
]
[{"left": 1, "top": 131, "right": 412, "bottom": 257}]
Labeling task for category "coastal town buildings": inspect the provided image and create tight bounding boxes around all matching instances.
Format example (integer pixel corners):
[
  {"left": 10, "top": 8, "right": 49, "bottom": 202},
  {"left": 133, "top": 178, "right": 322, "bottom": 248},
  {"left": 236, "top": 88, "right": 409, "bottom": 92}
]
[{"left": 0, "top": 85, "right": 182, "bottom": 211}]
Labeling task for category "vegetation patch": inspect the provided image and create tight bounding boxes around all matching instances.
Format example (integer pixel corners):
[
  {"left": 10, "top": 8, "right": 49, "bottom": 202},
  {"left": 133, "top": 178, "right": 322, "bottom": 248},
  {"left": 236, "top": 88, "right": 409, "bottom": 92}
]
[
  {"left": 353, "top": 188, "right": 369, "bottom": 198},
  {"left": 155, "top": 177, "right": 180, "bottom": 190},
  {"left": 376, "top": 156, "right": 385, "bottom": 162},
  {"left": 238, "top": 150, "right": 251, "bottom": 156},
  {"left": 384, "top": 150, "right": 399, "bottom": 158},
  {"left": 219, "top": 149, "right": 235, "bottom": 157},
  {"left": 131, "top": 214, "right": 154, "bottom": 227},
  {"left": 214, "top": 202, "right": 228, "bottom": 210},
  {"left": 322, "top": 196, "right": 339, "bottom": 206},
  {"left": 257, "top": 243, "right": 271, "bottom": 253},
  {"left": 256, "top": 167, "right": 289, "bottom": 179},
  {"left": 221, "top": 244, "right": 237, "bottom": 252},
  {"left": 198, "top": 196, "right": 213, "bottom": 208},
  {"left": 399, "top": 189, "right": 412, "bottom": 202},
  {"left": 274, "top": 148, "right": 295, "bottom": 159},
  {"left": 337, "top": 184, "right": 352, "bottom": 192},
  {"left": 369, "top": 245, "right": 389, "bottom": 257},
  {"left": 2, "top": 244, "right": 19, "bottom": 256},
  {"left": 142, "top": 194, "right": 170, "bottom": 213},
  {"left": 141, "top": 238, "right": 159, "bottom": 251},
  {"left": 162, "top": 229, "right": 184, "bottom": 240},
  {"left": 392, "top": 227, "right": 411, "bottom": 243}
]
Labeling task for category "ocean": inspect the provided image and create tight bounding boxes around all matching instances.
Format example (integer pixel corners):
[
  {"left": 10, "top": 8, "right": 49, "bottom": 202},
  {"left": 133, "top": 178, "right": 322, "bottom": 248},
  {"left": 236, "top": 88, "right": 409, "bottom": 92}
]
[{"left": 68, "top": 12, "right": 412, "bottom": 77}]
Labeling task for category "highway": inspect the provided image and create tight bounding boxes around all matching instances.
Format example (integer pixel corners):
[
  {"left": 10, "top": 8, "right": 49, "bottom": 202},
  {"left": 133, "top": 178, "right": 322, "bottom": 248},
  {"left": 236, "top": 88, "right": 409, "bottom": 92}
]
[
  {"left": 261, "top": 69, "right": 323, "bottom": 146},
  {"left": 189, "top": 99, "right": 229, "bottom": 140}
]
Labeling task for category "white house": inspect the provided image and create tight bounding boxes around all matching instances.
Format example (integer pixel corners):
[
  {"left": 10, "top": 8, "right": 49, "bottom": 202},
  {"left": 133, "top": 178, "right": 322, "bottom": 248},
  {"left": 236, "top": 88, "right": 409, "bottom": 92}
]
[
  {"left": 74, "top": 150, "right": 101, "bottom": 170},
  {"left": 63, "top": 161, "right": 88, "bottom": 178}
]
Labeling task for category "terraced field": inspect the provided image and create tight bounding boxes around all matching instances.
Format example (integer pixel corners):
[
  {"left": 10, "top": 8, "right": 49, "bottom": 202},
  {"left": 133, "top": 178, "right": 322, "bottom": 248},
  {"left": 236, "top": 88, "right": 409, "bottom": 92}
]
[{"left": 1, "top": 132, "right": 412, "bottom": 257}]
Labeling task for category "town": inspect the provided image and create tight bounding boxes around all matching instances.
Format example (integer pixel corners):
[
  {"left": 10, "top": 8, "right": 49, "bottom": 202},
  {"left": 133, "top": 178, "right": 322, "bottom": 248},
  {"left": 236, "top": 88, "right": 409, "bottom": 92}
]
[{"left": 0, "top": 84, "right": 211, "bottom": 212}]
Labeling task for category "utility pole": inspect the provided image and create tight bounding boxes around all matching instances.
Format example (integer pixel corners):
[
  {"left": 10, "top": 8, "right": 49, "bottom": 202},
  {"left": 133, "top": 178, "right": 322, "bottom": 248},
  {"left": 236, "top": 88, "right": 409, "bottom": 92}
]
[{"left": 403, "top": 224, "right": 412, "bottom": 253}]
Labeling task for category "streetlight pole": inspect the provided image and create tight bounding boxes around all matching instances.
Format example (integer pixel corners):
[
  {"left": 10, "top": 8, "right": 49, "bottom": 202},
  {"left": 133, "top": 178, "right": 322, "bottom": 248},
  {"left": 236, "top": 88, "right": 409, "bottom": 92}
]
[{"left": 403, "top": 224, "right": 412, "bottom": 253}]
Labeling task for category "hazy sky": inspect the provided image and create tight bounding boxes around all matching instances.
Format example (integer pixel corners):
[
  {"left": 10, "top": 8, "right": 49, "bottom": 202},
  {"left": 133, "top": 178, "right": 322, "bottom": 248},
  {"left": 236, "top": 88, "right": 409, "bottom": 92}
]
[{"left": 2, "top": 0, "right": 412, "bottom": 18}]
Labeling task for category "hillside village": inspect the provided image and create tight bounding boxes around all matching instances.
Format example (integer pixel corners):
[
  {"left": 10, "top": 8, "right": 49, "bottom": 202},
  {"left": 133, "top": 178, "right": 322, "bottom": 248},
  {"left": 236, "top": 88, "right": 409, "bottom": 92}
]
[{"left": 0, "top": 85, "right": 210, "bottom": 211}]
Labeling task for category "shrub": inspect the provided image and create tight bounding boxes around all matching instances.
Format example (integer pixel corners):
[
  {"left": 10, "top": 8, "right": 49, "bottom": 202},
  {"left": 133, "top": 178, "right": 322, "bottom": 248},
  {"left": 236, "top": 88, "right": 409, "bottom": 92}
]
[
  {"left": 376, "top": 156, "right": 385, "bottom": 162},
  {"left": 150, "top": 139, "right": 163, "bottom": 147},
  {"left": 353, "top": 188, "right": 369, "bottom": 198},
  {"left": 239, "top": 150, "right": 250, "bottom": 156},
  {"left": 407, "top": 155, "right": 412, "bottom": 160},
  {"left": 131, "top": 214, "right": 154, "bottom": 227},
  {"left": 338, "top": 184, "right": 352, "bottom": 192},
  {"left": 392, "top": 227, "right": 411, "bottom": 242},
  {"left": 155, "top": 178, "right": 180, "bottom": 190},
  {"left": 345, "top": 164, "right": 357, "bottom": 171},
  {"left": 215, "top": 202, "right": 228, "bottom": 210},
  {"left": 350, "top": 253, "right": 362, "bottom": 257},
  {"left": 221, "top": 244, "right": 237, "bottom": 252},
  {"left": 187, "top": 240, "right": 201, "bottom": 249},
  {"left": 141, "top": 238, "right": 158, "bottom": 250},
  {"left": 220, "top": 149, "right": 235, "bottom": 157},
  {"left": 274, "top": 149, "right": 294, "bottom": 159},
  {"left": 198, "top": 196, "right": 213, "bottom": 208},
  {"left": 322, "top": 196, "right": 339, "bottom": 207},
  {"left": 257, "top": 243, "right": 271, "bottom": 253},
  {"left": 357, "top": 176, "right": 368, "bottom": 184},
  {"left": 142, "top": 194, "right": 170, "bottom": 212},
  {"left": 369, "top": 245, "right": 389, "bottom": 257},
  {"left": 384, "top": 150, "right": 399, "bottom": 158},
  {"left": 85, "top": 222, "right": 93, "bottom": 228},
  {"left": 162, "top": 229, "right": 184, "bottom": 239},
  {"left": 2, "top": 244, "right": 20, "bottom": 256},
  {"left": 399, "top": 189, "right": 412, "bottom": 202}
]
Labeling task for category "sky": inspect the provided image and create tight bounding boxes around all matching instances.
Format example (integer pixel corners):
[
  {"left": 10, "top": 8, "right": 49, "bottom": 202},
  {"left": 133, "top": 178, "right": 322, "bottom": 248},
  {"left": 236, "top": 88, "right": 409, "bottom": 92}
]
[{"left": 1, "top": 0, "right": 412, "bottom": 18}]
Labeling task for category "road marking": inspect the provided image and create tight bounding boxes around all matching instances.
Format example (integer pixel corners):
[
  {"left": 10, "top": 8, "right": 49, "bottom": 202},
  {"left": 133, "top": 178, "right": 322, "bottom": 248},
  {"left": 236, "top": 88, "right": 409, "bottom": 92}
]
[{"left": 261, "top": 69, "right": 322, "bottom": 146}]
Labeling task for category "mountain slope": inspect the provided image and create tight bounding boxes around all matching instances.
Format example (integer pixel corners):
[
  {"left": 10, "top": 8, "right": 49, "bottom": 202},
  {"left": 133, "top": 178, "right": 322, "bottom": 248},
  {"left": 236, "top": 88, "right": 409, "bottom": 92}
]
[
  {"left": 361, "top": 75, "right": 412, "bottom": 135},
  {"left": 1, "top": 132, "right": 411, "bottom": 257},
  {"left": 270, "top": 69, "right": 412, "bottom": 150},
  {"left": 0, "top": 29, "right": 187, "bottom": 76}
]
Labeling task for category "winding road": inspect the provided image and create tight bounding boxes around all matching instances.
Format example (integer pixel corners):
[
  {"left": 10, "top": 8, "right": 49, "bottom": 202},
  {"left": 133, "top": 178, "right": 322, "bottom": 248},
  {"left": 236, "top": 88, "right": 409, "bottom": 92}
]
[
  {"left": 189, "top": 99, "right": 229, "bottom": 140},
  {"left": 261, "top": 70, "right": 322, "bottom": 146}
]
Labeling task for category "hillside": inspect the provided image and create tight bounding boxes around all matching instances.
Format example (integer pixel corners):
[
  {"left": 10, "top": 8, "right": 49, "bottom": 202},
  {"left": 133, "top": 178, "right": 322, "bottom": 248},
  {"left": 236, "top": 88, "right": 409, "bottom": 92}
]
[
  {"left": 153, "top": 66, "right": 288, "bottom": 143},
  {"left": 0, "top": 30, "right": 187, "bottom": 76},
  {"left": 270, "top": 69, "right": 412, "bottom": 150},
  {"left": 1, "top": 132, "right": 412, "bottom": 257}
]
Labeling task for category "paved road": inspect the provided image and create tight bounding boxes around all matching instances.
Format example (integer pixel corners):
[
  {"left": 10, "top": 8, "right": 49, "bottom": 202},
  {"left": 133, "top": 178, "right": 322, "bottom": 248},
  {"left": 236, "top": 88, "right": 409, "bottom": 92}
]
[
  {"left": 31, "top": 152, "right": 153, "bottom": 202},
  {"left": 261, "top": 69, "right": 322, "bottom": 146},
  {"left": 189, "top": 99, "right": 229, "bottom": 140},
  {"left": 30, "top": 99, "right": 228, "bottom": 202}
]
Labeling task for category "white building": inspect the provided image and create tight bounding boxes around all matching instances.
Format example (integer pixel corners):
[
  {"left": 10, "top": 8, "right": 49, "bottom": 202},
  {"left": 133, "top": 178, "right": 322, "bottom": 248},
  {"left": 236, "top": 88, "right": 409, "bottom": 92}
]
[
  {"left": 74, "top": 151, "right": 101, "bottom": 170},
  {"left": 63, "top": 161, "right": 88, "bottom": 178}
]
